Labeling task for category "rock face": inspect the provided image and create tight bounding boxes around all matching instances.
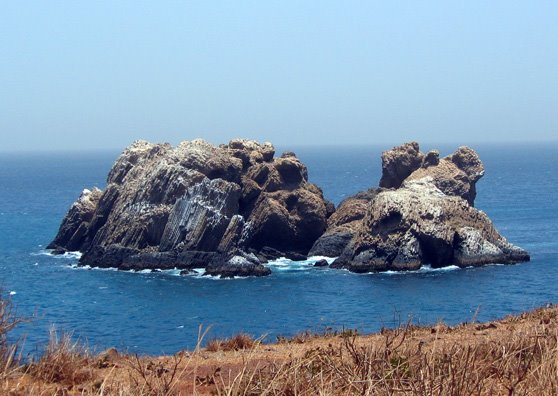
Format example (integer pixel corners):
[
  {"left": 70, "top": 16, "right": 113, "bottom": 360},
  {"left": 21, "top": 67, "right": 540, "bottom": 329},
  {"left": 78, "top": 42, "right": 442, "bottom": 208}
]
[
  {"left": 48, "top": 139, "right": 331, "bottom": 277},
  {"left": 309, "top": 189, "right": 381, "bottom": 257},
  {"left": 49, "top": 139, "right": 529, "bottom": 277},
  {"left": 406, "top": 146, "right": 484, "bottom": 206},
  {"left": 378, "top": 142, "right": 484, "bottom": 206},
  {"left": 331, "top": 142, "right": 529, "bottom": 273},
  {"left": 332, "top": 177, "right": 529, "bottom": 272},
  {"left": 378, "top": 142, "right": 424, "bottom": 189},
  {"left": 49, "top": 188, "right": 103, "bottom": 252}
]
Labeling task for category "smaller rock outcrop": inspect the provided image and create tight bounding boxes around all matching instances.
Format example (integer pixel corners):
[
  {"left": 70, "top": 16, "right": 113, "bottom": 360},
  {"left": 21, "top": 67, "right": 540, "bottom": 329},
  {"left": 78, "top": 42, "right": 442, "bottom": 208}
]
[
  {"left": 205, "top": 252, "right": 271, "bottom": 278},
  {"left": 313, "top": 259, "right": 329, "bottom": 267},
  {"left": 330, "top": 140, "right": 529, "bottom": 273}
]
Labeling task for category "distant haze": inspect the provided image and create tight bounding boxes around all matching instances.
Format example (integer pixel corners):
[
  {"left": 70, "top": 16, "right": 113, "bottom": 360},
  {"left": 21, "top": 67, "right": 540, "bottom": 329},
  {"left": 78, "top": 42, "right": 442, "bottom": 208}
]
[{"left": 1, "top": 1, "right": 557, "bottom": 151}]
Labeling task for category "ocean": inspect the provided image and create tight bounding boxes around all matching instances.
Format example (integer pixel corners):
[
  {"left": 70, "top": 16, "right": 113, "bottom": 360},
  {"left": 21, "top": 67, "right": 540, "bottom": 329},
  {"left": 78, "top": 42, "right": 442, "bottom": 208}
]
[{"left": 0, "top": 143, "right": 557, "bottom": 355}]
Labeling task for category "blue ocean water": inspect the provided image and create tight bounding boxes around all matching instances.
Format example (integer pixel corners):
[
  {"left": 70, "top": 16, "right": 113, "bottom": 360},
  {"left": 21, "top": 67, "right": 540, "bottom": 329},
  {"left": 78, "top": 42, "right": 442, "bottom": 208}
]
[{"left": 0, "top": 143, "right": 557, "bottom": 355}]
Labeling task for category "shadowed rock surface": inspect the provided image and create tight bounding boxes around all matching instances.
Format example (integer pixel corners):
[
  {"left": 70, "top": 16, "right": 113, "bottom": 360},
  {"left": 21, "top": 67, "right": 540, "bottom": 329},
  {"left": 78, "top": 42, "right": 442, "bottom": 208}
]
[
  {"left": 49, "top": 188, "right": 103, "bottom": 252},
  {"left": 309, "top": 188, "right": 381, "bottom": 257},
  {"left": 48, "top": 139, "right": 330, "bottom": 277}
]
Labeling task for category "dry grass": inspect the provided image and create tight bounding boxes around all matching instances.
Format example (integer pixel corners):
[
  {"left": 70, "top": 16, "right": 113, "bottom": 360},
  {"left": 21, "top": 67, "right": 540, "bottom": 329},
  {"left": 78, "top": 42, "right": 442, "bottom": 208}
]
[
  {"left": 0, "top": 291, "right": 557, "bottom": 395},
  {"left": 222, "top": 320, "right": 558, "bottom": 395},
  {"left": 27, "top": 328, "right": 94, "bottom": 386},
  {"left": 206, "top": 334, "right": 257, "bottom": 352},
  {"left": 0, "top": 291, "right": 29, "bottom": 383}
]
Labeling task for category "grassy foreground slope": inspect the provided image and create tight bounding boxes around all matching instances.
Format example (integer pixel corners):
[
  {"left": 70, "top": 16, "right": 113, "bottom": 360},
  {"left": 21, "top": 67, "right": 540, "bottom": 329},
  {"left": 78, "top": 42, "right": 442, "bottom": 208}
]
[{"left": 2, "top": 301, "right": 557, "bottom": 395}]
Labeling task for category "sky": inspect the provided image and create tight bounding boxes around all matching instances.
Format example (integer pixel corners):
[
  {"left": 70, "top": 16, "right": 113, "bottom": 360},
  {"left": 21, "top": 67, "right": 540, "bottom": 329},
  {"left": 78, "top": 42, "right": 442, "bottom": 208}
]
[{"left": 1, "top": 1, "right": 557, "bottom": 151}]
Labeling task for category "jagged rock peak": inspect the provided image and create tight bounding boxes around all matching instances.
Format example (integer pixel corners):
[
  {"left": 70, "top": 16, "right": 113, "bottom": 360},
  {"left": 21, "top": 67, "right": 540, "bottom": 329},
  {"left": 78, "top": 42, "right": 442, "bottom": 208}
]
[
  {"left": 379, "top": 141, "right": 424, "bottom": 189},
  {"left": 379, "top": 142, "right": 485, "bottom": 206}
]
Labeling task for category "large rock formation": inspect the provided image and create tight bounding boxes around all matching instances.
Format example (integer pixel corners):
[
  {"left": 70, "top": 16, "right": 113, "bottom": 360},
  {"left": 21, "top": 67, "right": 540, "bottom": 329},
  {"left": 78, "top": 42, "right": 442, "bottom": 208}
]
[
  {"left": 316, "top": 142, "right": 529, "bottom": 272},
  {"left": 50, "top": 139, "right": 529, "bottom": 277},
  {"left": 48, "top": 139, "right": 331, "bottom": 277}
]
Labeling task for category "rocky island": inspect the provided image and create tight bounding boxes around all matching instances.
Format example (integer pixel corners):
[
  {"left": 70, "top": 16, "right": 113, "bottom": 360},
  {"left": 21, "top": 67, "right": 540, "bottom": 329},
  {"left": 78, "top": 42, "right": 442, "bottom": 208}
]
[{"left": 49, "top": 140, "right": 529, "bottom": 277}]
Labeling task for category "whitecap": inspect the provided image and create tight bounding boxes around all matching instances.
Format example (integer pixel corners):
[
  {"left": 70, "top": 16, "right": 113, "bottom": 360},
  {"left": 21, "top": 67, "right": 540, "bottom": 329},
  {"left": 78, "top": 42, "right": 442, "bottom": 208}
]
[
  {"left": 307, "top": 256, "right": 337, "bottom": 264},
  {"left": 266, "top": 256, "right": 335, "bottom": 272},
  {"left": 32, "top": 250, "right": 82, "bottom": 260},
  {"left": 378, "top": 265, "right": 460, "bottom": 276},
  {"left": 67, "top": 264, "right": 120, "bottom": 272}
]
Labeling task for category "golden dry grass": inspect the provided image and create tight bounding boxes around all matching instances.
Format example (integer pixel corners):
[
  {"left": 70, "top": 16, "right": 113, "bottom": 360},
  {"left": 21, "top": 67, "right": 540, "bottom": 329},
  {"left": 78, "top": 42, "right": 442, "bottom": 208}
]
[
  {"left": 206, "top": 334, "right": 257, "bottom": 352},
  {"left": 1, "top": 292, "right": 557, "bottom": 395}
]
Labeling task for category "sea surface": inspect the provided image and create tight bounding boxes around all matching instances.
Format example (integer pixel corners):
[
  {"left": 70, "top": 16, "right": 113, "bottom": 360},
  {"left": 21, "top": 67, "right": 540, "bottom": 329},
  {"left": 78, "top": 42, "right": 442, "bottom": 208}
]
[{"left": 0, "top": 143, "right": 557, "bottom": 355}]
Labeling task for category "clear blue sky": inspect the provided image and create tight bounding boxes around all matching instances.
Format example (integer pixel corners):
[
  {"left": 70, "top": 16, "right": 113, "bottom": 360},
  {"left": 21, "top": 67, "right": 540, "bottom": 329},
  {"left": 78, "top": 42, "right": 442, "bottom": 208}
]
[{"left": 1, "top": 1, "right": 557, "bottom": 151}]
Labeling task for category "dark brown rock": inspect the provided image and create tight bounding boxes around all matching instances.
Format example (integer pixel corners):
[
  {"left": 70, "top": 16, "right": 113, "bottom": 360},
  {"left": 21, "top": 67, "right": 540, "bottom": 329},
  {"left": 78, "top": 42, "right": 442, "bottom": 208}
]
[
  {"left": 50, "top": 139, "right": 330, "bottom": 277},
  {"left": 379, "top": 142, "right": 424, "bottom": 189},
  {"left": 308, "top": 189, "right": 381, "bottom": 257},
  {"left": 47, "top": 188, "right": 103, "bottom": 251},
  {"left": 422, "top": 150, "right": 440, "bottom": 168},
  {"left": 313, "top": 259, "right": 329, "bottom": 267}
]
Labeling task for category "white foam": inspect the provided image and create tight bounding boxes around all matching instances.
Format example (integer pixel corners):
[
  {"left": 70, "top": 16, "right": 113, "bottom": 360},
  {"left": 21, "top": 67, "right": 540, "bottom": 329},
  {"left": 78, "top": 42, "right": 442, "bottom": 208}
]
[
  {"left": 264, "top": 255, "right": 339, "bottom": 272},
  {"left": 67, "top": 264, "right": 118, "bottom": 272},
  {"left": 9, "top": 291, "right": 16, "bottom": 296},
  {"left": 33, "top": 250, "right": 82, "bottom": 259},
  {"left": 307, "top": 256, "right": 337, "bottom": 264},
  {"left": 380, "top": 265, "right": 460, "bottom": 275},
  {"left": 265, "top": 256, "right": 330, "bottom": 272},
  {"left": 159, "top": 269, "right": 182, "bottom": 276}
]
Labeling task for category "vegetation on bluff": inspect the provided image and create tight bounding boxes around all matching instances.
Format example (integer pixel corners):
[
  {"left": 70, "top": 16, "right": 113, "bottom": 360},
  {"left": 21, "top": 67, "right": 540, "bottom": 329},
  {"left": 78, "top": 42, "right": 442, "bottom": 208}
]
[{"left": 1, "top": 291, "right": 557, "bottom": 395}]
